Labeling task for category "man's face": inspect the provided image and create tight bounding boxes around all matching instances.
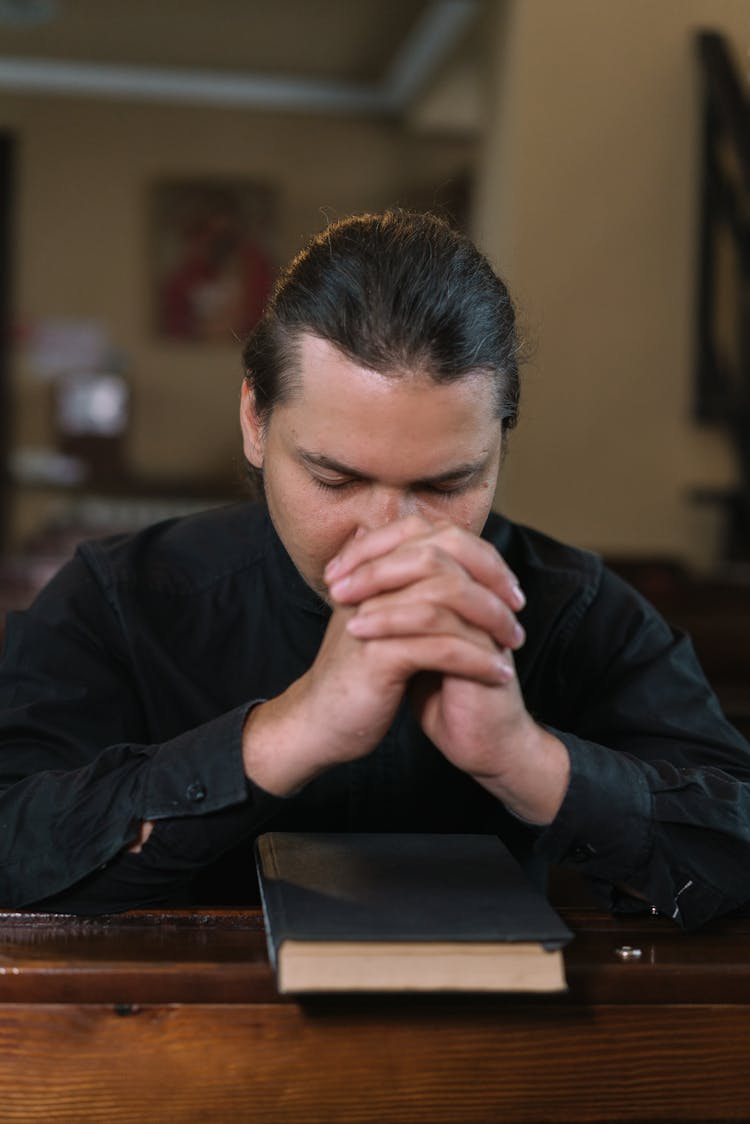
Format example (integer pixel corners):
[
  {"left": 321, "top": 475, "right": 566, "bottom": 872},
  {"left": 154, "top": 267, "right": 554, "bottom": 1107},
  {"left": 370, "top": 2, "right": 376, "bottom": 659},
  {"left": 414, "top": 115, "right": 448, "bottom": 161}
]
[{"left": 240, "top": 334, "right": 503, "bottom": 601}]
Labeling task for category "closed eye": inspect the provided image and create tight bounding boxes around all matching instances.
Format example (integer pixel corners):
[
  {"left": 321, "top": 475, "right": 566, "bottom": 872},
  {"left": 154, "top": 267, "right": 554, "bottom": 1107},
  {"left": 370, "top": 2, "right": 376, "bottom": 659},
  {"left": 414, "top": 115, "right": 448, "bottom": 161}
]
[
  {"left": 311, "top": 476, "right": 359, "bottom": 493},
  {"left": 311, "top": 476, "right": 475, "bottom": 497},
  {"left": 418, "top": 477, "right": 475, "bottom": 497}
]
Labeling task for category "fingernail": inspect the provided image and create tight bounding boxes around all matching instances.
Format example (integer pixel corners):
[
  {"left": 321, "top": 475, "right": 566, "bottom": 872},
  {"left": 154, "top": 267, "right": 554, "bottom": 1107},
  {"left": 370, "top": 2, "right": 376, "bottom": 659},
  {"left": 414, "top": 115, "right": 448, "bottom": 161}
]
[
  {"left": 325, "top": 556, "right": 342, "bottom": 578},
  {"left": 328, "top": 576, "right": 351, "bottom": 599},
  {"left": 496, "top": 657, "right": 515, "bottom": 682},
  {"left": 511, "top": 622, "right": 526, "bottom": 648},
  {"left": 511, "top": 583, "right": 526, "bottom": 610}
]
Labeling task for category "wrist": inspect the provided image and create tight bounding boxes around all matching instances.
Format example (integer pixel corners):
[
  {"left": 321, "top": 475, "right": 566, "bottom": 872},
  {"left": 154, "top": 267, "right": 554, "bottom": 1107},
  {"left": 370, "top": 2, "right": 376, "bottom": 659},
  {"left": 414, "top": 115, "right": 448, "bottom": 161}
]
[
  {"left": 242, "top": 670, "right": 382, "bottom": 796},
  {"left": 472, "top": 719, "right": 571, "bottom": 826},
  {"left": 241, "top": 681, "right": 328, "bottom": 797}
]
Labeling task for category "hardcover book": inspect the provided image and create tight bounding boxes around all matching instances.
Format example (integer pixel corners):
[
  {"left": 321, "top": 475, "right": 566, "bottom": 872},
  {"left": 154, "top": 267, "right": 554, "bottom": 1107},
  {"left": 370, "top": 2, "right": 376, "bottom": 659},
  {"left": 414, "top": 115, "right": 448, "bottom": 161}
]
[{"left": 255, "top": 832, "right": 572, "bottom": 994}]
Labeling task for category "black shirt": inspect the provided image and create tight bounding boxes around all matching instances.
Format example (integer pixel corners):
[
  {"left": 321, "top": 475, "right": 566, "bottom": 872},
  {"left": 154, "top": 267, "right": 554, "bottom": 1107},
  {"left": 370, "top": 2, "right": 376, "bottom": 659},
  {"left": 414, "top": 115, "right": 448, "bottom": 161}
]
[{"left": 1, "top": 503, "right": 749, "bottom": 928}]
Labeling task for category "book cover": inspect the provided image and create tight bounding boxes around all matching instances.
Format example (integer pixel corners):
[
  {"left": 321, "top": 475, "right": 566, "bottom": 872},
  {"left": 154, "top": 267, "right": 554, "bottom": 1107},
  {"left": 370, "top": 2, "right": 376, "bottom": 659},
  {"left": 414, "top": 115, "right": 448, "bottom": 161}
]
[{"left": 255, "top": 832, "right": 572, "bottom": 994}]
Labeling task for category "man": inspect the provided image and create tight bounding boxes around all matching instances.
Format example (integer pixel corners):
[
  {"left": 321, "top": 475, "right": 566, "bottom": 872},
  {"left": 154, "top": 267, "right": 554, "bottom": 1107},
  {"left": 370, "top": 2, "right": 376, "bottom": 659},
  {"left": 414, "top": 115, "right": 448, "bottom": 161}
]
[{"left": 1, "top": 210, "right": 749, "bottom": 926}]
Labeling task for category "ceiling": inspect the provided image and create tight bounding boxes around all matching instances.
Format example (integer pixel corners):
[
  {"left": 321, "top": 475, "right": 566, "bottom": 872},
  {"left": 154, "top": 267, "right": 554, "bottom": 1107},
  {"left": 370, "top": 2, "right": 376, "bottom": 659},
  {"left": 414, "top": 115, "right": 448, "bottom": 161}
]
[{"left": 0, "top": 0, "right": 481, "bottom": 116}]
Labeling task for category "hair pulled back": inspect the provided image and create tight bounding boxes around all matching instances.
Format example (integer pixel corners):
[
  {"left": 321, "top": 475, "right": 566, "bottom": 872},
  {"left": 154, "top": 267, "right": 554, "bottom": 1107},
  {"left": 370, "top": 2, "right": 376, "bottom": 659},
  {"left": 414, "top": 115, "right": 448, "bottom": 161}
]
[{"left": 242, "top": 209, "right": 521, "bottom": 428}]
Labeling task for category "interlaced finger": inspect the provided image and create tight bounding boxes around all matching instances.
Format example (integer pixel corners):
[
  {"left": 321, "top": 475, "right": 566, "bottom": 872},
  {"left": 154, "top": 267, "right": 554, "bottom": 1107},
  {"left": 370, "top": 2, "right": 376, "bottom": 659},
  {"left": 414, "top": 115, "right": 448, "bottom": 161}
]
[
  {"left": 326, "top": 517, "right": 525, "bottom": 612},
  {"left": 349, "top": 573, "right": 525, "bottom": 651}
]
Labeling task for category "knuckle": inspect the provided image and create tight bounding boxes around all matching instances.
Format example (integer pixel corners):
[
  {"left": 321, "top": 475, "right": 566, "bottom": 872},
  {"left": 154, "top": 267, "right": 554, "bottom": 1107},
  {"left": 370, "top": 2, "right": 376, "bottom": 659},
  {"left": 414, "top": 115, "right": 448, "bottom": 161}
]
[
  {"left": 357, "top": 559, "right": 377, "bottom": 584},
  {"left": 487, "top": 590, "right": 508, "bottom": 622},
  {"left": 419, "top": 602, "right": 443, "bottom": 630},
  {"left": 477, "top": 536, "right": 501, "bottom": 566},
  {"left": 448, "top": 570, "right": 469, "bottom": 596},
  {"left": 440, "top": 523, "right": 464, "bottom": 546},
  {"left": 435, "top": 635, "right": 463, "bottom": 664},
  {"left": 433, "top": 575, "right": 467, "bottom": 610},
  {"left": 421, "top": 541, "right": 447, "bottom": 570}
]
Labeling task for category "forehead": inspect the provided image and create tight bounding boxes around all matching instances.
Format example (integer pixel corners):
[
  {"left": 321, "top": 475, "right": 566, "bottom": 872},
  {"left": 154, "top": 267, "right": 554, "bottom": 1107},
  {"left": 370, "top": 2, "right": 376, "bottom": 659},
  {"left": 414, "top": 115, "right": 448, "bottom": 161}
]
[{"left": 271, "top": 335, "right": 500, "bottom": 478}]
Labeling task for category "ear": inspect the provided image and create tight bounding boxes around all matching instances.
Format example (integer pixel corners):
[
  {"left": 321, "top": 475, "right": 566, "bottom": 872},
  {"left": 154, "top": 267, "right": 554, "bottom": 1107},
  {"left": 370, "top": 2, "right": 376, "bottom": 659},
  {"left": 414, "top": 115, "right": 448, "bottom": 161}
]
[{"left": 240, "top": 380, "right": 266, "bottom": 470}]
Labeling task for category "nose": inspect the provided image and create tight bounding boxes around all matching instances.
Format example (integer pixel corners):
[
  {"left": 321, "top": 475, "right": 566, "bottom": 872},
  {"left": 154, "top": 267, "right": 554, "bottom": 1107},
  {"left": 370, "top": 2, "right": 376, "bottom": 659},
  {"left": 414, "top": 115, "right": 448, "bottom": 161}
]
[{"left": 361, "top": 486, "right": 417, "bottom": 530}]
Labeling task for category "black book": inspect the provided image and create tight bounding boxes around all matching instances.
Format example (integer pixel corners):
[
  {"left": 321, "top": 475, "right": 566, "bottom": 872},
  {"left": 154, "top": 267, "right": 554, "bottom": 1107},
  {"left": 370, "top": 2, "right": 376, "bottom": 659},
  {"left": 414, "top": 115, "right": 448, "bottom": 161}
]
[{"left": 255, "top": 832, "right": 572, "bottom": 994}]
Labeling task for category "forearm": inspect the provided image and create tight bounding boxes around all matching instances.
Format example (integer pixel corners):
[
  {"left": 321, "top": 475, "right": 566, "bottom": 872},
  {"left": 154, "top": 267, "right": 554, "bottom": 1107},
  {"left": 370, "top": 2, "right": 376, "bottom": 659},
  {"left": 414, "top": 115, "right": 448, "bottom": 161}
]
[
  {"left": 0, "top": 705, "right": 279, "bottom": 910},
  {"left": 535, "top": 731, "right": 750, "bottom": 929},
  {"left": 30, "top": 801, "right": 265, "bottom": 914},
  {"left": 241, "top": 681, "right": 340, "bottom": 797}
]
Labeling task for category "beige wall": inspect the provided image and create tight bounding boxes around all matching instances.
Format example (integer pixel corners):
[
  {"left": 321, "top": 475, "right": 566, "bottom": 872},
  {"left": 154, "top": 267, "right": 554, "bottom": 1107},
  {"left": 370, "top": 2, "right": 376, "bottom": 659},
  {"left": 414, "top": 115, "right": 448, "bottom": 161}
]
[
  {"left": 474, "top": 0, "right": 749, "bottom": 567},
  {"left": 2, "top": 93, "right": 471, "bottom": 541},
  {"left": 6, "top": 0, "right": 750, "bottom": 566}
]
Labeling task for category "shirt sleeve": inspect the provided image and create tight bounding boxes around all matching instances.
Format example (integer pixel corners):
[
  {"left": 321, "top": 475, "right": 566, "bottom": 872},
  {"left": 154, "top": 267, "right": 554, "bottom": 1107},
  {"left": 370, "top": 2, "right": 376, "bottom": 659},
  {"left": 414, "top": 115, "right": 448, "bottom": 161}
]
[
  {"left": 0, "top": 555, "right": 284, "bottom": 911},
  {"left": 534, "top": 568, "right": 750, "bottom": 930}
]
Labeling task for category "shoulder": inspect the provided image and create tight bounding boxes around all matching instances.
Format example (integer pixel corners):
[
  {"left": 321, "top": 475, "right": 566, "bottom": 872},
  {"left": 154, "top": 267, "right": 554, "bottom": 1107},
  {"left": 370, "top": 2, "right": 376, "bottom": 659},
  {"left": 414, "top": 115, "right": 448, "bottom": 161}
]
[
  {"left": 75, "top": 502, "right": 272, "bottom": 598},
  {"left": 481, "top": 512, "right": 665, "bottom": 648},
  {"left": 482, "top": 511, "right": 603, "bottom": 609}
]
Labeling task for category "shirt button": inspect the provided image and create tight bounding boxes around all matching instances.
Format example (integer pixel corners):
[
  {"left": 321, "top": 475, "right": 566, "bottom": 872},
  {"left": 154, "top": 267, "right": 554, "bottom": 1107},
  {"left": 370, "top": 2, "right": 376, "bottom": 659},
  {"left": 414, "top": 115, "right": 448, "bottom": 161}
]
[
  {"left": 186, "top": 781, "right": 206, "bottom": 802},
  {"left": 569, "top": 842, "right": 597, "bottom": 863}
]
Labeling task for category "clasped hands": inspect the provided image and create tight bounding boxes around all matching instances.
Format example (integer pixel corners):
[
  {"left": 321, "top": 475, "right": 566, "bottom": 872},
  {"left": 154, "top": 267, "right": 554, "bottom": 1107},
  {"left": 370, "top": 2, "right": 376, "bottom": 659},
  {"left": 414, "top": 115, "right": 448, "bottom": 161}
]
[{"left": 243, "top": 515, "right": 570, "bottom": 824}]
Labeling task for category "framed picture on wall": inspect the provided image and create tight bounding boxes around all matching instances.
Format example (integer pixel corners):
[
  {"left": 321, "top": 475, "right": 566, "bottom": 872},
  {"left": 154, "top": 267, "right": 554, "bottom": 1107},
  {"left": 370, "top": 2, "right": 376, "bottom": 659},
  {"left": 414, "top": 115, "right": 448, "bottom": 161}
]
[{"left": 150, "top": 179, "right": 277, "bottom": 343}]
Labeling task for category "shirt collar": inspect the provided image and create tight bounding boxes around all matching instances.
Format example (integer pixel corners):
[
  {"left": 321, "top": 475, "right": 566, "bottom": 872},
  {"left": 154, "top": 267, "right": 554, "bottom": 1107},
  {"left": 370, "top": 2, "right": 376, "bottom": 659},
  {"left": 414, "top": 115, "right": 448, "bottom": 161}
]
[{"left": 263, "top": 511, "right": 331, "bottom": 618}]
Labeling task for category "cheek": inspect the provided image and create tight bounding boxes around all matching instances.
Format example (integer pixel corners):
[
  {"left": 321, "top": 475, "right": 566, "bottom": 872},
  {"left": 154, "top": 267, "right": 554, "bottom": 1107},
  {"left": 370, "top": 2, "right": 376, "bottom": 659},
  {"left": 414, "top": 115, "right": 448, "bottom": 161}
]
[{"left": 287, "top": 491, "right": 360, "bottom": 561}]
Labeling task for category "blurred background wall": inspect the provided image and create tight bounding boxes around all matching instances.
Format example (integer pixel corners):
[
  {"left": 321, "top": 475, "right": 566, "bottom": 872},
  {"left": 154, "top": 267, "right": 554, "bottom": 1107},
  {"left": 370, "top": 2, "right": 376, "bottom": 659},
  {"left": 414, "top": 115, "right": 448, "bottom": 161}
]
[
  {"left": 0, "top": 0, "right": 748, "bottom": 570},
  {"left": 474, "top": 0, "right": 750, "bottom": 567}
]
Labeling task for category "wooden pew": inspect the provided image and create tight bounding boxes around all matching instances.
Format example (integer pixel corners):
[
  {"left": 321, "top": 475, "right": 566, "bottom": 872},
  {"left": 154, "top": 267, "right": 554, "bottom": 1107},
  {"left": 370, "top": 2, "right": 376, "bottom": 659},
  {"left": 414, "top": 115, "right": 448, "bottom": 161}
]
[{"left": 0, "top": 902, "right": 748, "bottom": 1122}]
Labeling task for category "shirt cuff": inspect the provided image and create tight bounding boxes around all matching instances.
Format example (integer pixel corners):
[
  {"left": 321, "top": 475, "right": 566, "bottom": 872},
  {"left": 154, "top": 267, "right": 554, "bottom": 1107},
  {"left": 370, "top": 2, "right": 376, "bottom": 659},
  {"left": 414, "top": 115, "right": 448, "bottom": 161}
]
[
  {"left": 534, "top": 729, "right": 654, "bottom": 883},
  {"left": 139, "top": 700, "right": 283, "bottom": 821}
]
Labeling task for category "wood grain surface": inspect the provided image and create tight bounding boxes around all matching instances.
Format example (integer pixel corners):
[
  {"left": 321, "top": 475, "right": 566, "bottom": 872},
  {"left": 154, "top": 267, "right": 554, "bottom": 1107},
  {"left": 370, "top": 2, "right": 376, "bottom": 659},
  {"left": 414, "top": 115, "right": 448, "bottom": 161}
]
[
  {"left": 0, "top": 1001, "right": 748, "bottom": 1122},
  {"left": 1, "top": 905, "right": 749, "bottom": 1122}
]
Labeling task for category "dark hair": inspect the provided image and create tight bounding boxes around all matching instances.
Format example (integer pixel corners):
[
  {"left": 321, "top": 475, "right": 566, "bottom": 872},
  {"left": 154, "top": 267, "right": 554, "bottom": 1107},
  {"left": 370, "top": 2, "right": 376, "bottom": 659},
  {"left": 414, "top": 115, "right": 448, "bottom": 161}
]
[{"left": 242, "top": 209, "right": 521, "bottom": 428}]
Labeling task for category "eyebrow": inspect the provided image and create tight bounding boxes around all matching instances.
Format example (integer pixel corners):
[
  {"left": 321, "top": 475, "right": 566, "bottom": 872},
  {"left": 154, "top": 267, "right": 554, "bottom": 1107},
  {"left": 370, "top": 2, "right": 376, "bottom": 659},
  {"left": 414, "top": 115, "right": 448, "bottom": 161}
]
[{"left": 298, "top": 449, "right": 489, "bottom": 487}]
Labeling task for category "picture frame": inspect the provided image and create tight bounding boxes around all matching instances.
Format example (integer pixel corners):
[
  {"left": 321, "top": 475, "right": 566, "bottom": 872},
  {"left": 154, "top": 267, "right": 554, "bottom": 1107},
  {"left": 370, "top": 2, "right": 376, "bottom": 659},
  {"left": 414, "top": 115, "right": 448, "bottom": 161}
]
[{"left": 150, "top": 179, "right": 277, "bottom": 343}]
